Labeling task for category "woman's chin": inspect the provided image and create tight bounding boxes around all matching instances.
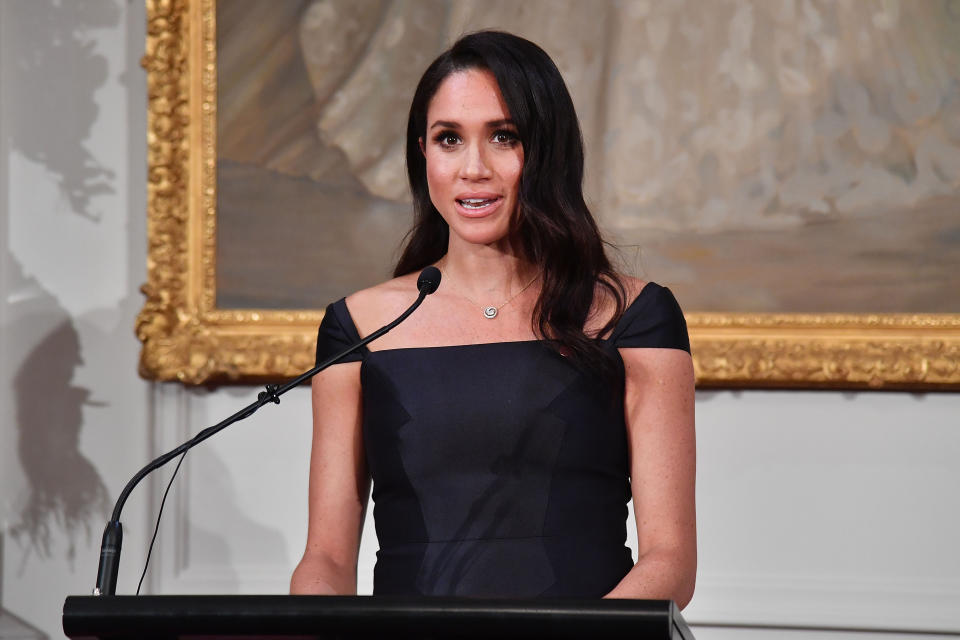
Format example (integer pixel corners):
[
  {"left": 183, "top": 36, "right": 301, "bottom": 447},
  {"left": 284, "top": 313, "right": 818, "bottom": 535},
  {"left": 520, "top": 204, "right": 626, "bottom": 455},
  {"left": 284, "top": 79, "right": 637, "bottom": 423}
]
[
  {"left": 441, "top": 211, "right": 515, "bottom": 249},
  {"left": 449, "top": 226, "right": 515, "bottom": 248}
]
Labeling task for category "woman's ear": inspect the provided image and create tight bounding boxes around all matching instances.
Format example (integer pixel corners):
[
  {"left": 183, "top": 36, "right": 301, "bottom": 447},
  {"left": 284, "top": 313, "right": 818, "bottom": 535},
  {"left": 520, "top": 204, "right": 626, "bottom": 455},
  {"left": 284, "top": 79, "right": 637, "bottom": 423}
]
[{"left": 419, "top": 137, "right": 425, "bottom": 156}]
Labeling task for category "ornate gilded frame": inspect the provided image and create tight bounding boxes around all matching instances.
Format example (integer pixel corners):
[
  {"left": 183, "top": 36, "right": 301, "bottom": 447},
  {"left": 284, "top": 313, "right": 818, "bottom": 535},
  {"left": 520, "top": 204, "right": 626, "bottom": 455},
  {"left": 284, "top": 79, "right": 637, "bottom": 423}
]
[{"left": 137, "top": 0, "right": 960, "bottom": 389}]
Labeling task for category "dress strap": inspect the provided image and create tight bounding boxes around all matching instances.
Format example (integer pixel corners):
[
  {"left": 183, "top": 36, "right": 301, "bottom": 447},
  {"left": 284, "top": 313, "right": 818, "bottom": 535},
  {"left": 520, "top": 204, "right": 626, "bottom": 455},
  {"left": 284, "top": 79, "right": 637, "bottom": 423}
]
[
  {"left": 315, "top": 298, "right": 368, "bottom": 367},
  {"left": 608, "top": 282, "right": 690, "bottom": 352}
]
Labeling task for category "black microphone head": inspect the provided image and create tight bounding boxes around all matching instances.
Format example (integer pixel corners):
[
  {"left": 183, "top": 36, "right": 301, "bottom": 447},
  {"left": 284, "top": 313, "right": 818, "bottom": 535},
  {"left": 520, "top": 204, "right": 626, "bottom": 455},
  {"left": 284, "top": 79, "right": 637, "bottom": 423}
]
[{"left": 417, "top": 266, "right": 442, "bottom": 294}]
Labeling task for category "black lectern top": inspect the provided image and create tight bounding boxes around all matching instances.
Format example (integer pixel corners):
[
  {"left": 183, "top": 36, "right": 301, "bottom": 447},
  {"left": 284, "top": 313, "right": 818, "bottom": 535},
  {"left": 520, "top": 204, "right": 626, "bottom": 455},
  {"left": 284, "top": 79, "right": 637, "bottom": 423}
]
[{"left": 63, "top": 595, "right": 695, "bottom": 639}]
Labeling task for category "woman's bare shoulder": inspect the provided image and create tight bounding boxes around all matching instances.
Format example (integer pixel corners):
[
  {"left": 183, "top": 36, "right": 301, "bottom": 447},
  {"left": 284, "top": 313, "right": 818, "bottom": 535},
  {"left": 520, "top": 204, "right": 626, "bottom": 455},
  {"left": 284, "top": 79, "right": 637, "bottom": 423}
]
[
  {"left": 602, "top": 273, "right": 650, "bottom": 311},
  {"left": 586, "top": 274, "right": 649, "bottom": 336},
  {"left": 344, "top": 272, "right": 423, "bottom": 338},
  {"left": 616, "top": 274, "right": 649, "bottom": 303}
]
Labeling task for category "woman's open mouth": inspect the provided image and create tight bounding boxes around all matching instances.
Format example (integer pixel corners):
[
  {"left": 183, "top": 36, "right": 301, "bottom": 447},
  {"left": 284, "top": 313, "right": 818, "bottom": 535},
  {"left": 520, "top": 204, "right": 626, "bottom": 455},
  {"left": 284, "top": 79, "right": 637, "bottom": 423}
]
[
  {"left": 455, "top": 196, "right": 503, "bottom": 217},
  {"left": 457, "top": 197, "right": 499, "bottom": 210}
]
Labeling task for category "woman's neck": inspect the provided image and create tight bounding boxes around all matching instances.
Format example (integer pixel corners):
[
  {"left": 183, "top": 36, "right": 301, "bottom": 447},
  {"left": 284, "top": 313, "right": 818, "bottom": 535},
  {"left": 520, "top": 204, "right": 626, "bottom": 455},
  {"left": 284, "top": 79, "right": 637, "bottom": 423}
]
[{"left": 437, "top": 239, "right": 538, "bottom": 301}]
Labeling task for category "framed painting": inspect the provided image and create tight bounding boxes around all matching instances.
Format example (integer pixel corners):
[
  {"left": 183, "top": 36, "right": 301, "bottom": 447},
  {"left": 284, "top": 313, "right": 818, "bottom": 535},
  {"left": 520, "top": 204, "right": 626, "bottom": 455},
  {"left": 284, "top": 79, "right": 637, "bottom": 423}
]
[{"left": 137, "top": 0, "right": 960, "bottom": 388}]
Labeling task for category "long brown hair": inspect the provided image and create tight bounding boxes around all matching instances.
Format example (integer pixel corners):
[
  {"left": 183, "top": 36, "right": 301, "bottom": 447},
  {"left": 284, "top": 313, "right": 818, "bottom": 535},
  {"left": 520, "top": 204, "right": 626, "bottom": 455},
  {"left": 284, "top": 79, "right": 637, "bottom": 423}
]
[{"left": 395, "top": 31, "right": 626, "bottom": 376}]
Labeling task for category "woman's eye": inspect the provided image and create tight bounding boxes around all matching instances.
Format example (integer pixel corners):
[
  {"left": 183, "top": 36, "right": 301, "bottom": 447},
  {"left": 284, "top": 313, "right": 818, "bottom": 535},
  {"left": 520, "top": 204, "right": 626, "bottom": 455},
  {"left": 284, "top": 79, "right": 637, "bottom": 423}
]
[
  {"left": 492, "top": 131, "right": 518, "bottom": 145},
  {"left": 434, "top": 132, "right": 461, "bottom": 148}
]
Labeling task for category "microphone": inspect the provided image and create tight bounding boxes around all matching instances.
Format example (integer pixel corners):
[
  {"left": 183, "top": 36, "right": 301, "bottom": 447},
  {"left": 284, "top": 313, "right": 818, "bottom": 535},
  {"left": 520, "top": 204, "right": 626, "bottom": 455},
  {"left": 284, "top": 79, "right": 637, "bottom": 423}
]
[
  {"left": 94, "top": 268, "right": 441, "bottom": 596},
  {"left": 417, "top": 266, "right": 441, "bottom": 294}
]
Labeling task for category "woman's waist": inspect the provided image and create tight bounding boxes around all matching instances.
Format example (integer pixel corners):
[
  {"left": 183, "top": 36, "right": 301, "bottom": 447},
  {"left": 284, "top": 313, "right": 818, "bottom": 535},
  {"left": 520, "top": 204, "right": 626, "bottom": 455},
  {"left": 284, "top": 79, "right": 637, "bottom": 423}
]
[{"left": 375, "top": 528, "right": 628, "bottom": 552}]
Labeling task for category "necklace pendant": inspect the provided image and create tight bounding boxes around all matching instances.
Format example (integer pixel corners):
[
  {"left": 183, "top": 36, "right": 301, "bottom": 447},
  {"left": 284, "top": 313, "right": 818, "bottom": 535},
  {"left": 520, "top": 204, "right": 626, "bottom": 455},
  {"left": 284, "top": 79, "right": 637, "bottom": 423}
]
[{"left": 483, "top": 306, "right": 498, "bottom": 319}]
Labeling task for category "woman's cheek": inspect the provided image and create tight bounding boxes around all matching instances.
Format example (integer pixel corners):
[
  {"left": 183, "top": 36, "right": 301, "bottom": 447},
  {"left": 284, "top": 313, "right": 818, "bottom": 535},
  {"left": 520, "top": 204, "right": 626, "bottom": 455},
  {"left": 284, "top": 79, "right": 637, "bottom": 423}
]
[
  {"left": 426, "top": 153, "right": 458, "bottom": 200},
  {"left": 425, "top": 157, "right": 451, "bottom": 214}
]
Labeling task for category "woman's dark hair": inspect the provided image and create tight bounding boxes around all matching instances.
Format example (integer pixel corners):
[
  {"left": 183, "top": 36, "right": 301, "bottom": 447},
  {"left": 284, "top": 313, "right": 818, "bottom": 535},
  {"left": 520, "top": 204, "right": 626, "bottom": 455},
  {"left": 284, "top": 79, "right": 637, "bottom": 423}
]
[{"left": 395, "top": 30, "right": 626, "bottom": 376}]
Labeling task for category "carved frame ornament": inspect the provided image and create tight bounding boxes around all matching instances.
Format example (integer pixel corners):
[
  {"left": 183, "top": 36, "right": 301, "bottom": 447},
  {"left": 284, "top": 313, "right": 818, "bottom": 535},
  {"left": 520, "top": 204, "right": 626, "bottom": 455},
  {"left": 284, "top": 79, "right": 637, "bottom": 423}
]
[{"left": 137, "top": 0, "right": 960, "bottom": 389}]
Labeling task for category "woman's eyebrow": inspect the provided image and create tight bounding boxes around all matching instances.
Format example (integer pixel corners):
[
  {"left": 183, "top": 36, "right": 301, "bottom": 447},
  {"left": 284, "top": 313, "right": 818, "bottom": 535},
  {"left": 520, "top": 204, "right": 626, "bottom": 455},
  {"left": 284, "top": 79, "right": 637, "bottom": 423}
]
[
  {"left": 428, "top": 118, "right": 516, "bottom": 131},
  {"left": 429, "top": 120, "right": 460, "bottom": 130}
]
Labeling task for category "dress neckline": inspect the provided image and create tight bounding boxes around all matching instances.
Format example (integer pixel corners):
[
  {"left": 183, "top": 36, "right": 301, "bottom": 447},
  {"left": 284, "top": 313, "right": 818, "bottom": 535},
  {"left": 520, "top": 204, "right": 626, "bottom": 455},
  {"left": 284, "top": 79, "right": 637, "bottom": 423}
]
[{"left": 336, "top": 281, "right": 659, "bottom": 356}]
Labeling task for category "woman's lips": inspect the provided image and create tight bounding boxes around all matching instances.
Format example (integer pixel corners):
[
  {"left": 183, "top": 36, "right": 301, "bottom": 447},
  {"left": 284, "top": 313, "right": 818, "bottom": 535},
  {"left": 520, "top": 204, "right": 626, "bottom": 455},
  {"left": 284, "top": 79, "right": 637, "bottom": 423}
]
[{"left": 455, "top": 195, "right": 503, "bottom": 218}]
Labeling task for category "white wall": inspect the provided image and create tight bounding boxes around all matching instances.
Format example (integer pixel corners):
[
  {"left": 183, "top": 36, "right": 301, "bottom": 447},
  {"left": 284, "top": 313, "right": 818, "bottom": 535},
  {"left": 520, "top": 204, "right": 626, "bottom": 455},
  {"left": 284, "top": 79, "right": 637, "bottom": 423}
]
[
  {"left": 1, "top": 2, "right": 958, "bottom": 639},
  {"left": 1, "top": 1, "right": 151, "bottom": 637},
  {"left": 689, "top": 390, "right": 960, "bottom": 637}
]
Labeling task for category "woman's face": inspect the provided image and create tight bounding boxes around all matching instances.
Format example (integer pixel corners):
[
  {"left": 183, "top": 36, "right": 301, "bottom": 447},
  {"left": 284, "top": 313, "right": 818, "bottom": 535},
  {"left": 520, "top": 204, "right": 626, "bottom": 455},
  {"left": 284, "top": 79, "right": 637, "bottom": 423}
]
[{"left": 422, "top": 68, "right": 524, "bottom": 249}]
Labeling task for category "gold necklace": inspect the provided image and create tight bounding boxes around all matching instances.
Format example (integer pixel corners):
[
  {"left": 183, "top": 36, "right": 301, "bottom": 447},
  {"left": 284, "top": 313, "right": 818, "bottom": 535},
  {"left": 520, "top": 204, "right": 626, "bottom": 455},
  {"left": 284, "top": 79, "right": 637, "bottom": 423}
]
[{"left": 439, "top": 263, "right": 539, "bottom": 319}]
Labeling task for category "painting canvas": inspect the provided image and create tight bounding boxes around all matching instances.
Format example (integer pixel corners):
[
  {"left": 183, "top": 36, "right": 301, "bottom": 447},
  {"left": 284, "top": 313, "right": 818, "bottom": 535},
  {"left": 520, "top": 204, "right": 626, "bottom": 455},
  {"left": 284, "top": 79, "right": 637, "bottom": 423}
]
[
  {"left": 215, "top": 0, "right": 960, "bottom": 314},
  {"left": 135, "top": 0, "right": 960, "bottom": 387}
]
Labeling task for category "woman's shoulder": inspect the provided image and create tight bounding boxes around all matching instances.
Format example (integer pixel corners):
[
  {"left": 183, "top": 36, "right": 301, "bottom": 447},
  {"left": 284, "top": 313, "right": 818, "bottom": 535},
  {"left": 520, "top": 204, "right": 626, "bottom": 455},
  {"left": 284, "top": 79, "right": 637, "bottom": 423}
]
[
  {"left": 344, "top": 272, "right": 423, "bottom": 339},
  {"left": 618, "top": 274, "right": 649, "bottom": 303},
  {"left": 610, "top": 274, "right": 687, "bottom": 312},
  {"left": 585, "top": 274, "right": 648, "bottom": 337},
  {"left": 607, "top": 275, "right": 690, "bottom": 351}
]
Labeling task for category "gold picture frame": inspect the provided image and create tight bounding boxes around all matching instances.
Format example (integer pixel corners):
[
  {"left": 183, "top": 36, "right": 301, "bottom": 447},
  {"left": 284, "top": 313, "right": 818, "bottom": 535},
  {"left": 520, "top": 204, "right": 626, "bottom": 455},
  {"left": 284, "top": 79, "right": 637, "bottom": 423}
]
[{"left": 136, "top": 0, "right": 960, "bottom": 389}]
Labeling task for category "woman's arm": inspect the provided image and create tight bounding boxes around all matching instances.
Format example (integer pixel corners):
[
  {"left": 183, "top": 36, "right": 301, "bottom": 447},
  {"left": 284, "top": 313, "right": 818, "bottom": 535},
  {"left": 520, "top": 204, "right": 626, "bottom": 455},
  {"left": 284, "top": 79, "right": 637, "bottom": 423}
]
[
  {"left": 604, "top": 347, "right": 697, "bottom": 608},
  {"left": 290, "top": 362, "right": 368, "bottom": 594}
]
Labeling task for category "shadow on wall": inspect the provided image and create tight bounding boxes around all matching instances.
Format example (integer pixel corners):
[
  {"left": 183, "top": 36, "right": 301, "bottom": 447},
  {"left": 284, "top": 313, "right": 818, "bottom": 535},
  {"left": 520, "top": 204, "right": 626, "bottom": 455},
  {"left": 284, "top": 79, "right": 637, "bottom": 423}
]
[
  {"left": 3, "top": 0, "right": 126, "bottom": 567},
  {"left": 2, "top": 249, "right": 109, "bottom": 568},
  {"left": 9, "top": 313, "right": 110, "bottom": 567},
  {"left": 4, "top": 0, "right": 120, "bottom": 219}
]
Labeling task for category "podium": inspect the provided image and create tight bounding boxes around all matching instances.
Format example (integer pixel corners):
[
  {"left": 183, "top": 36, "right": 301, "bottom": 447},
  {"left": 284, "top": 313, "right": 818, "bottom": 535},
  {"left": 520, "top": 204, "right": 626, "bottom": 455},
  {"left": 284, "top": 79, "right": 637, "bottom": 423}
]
[{"left": 63, "top": 595, "right": 695, "bottom": 639}]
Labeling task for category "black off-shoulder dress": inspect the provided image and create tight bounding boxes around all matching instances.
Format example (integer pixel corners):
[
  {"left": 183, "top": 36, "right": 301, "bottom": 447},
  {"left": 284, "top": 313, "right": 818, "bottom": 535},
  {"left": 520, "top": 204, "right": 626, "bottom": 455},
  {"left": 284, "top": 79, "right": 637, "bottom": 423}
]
[{"left": 314, "top": 282, "right": 689, "bottom": 598}]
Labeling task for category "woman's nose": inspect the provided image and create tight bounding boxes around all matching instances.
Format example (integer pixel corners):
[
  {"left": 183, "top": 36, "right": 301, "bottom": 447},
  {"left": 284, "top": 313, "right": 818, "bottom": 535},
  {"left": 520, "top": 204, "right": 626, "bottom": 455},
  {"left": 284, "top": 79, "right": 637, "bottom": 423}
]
[{"left": 460, "top": 143, "right": 492, "bottom": 180}]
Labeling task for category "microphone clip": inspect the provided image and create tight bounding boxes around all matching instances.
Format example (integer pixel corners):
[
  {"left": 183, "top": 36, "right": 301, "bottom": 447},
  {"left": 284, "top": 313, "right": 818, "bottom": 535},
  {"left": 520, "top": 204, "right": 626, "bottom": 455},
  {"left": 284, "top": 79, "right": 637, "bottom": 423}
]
[{"left": 258, "top": 384, "right": 281, "bottom": 405}]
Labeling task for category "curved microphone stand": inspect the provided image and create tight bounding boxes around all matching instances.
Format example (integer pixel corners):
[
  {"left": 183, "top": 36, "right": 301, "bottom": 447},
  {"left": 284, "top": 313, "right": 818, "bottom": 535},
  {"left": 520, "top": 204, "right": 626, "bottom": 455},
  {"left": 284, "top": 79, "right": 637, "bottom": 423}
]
[{"left": 94, "top": 267, "right": 441, "bottom": 595}]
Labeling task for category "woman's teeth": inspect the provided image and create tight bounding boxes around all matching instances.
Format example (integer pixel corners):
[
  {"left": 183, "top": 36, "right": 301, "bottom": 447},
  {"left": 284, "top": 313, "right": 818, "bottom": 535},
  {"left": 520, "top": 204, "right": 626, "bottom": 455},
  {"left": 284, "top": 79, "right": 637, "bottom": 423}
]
[{"left": 459, "top": 198, "right": 497, "bottom": 209}]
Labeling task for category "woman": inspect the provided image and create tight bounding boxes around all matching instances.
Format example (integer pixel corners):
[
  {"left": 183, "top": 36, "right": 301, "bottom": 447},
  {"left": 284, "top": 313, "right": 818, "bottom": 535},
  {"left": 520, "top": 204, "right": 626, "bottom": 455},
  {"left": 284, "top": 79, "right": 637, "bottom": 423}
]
[{"left": 290, "top": 30, "right": 696, "bottom": 606}]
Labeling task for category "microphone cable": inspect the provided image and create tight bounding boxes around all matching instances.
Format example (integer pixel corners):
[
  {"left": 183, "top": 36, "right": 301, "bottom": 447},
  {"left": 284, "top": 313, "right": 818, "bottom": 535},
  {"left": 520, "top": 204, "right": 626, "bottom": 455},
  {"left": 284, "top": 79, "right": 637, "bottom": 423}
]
[{"left": 136, "top": 450, "right": 187, "bottom": 595}]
